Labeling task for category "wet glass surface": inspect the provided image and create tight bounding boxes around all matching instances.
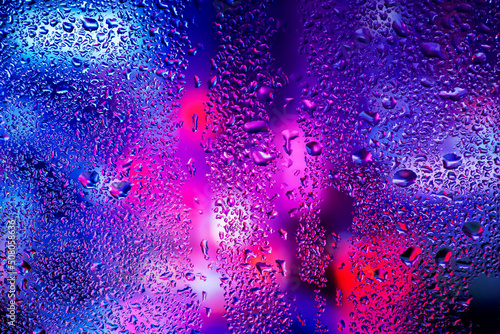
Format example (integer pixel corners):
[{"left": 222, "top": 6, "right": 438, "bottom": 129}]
[{"left": 1, "top": 0, "right": 500, "bottom": 333}]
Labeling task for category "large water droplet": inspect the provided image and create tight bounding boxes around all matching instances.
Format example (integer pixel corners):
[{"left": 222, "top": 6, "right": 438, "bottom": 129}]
[
  {"left": 420, "top": 42, "right": 445, "bottom": 59},
  {"left": 200, "top": 239, "right": 209, "bottom": 260},
  {"left": 255, "top": 262, "right": 273, "bottom": 274},
  {"left": 251, "top": 150, "right": 276, "bottom": 166},
  {"left": 352, "top": 148, "right": 372, "bottom": 165},
  {"left": 282, "top": 129, "right": 300, "bottom": 155},
  {"left": 62, "top": 22, "right": 74, "bottom": 33},
  {"left": 392, "top": 20, "right": 409, "bottom": 37},
  {"left": 78, "top": 171, "right": 100, "bottom": 189},
  {"left": 435, "top": 247, "right": 452, "bottom": 266},
  {"left": 82, "top": 17, "right": 99, "bottom": 31},
  {"left": 374, "top": 268, "right": 388, "bottom": 282},
  {"left": 355, "top": 28, "right": 371, "bottom": 43},
  {"left": 18, "top": 260, "right": 32, "bottom": 274},
  {"left": 462, "top": 222, "right": 483, "bottom": 240},
  {"left": 382, "top": 97, "right": 397, "bottom": 109},
  {"left": 400, "top": 246, "right": 422, "bottom": 266},
  {"left": 439, "top": 88, "right": 468, "bottom": 101},
  {"left": 442, "top": 153, "right": 462, "bottom": 169},
  {"left": 472, "top": 52, "right": 487, "bottom": 64},
  {"left": 244, "top": 120, "right": 269, "bottom": 133},
  {"left": 257, "top": 86, "right": 274, "bottom": 102},
  {"left": 109, "top": 181, "right": 132, "bottom": 199},
  {"left": 305, "top": 141, "right": 322, "bottom": 156},
  {"left": 393, "top": 170, "right": 417, "bottom": 187},
  {"left": 359, "top": 111, "right": 380, "bottom": 125}
]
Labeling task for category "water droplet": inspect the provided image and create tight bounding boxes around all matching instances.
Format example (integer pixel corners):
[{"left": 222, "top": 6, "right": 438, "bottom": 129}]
[
  {"left": 90, "top": 262, "right": 104, "bottom": 271},
  {"left": 400, "top": 246, "right": 422, "bottom": 266},
  {"left": 278, "top": 228, "right": 287, "bottom": 240},
  {"left": 18, "top": 260, "right": 31, "bottom": 274},
  {"left": 78, "top": 171, "right": 100, "bottom": 189},
  {"left": 462, "top": 222, "right": 483, "bottom": 240},
  {"left": 442, "top": 153, "right": 462, "bottom": 169},
  {"left": 62, "top": 22, "right": 74, "bottom": 33},
  {"left": 275, "top": 259, "right": 286, "bottom": 276},
  {"left": 352, "top": 148, "right": 372, "bottom": 165},
  {"left": 208, "top": 76, "right": 217, "bottom": 89},
  {"left": 420, "top": 42, "right": 445, "bottom": 59},
  {"left": 82, "top": 17, "right": 99, "bottom": 31},
  {"left": 355, "top": 28, "right": 371, "bottom": 43},
  {"left": 393, "top": 170, "right": 417, "bottom": 187},
  {"left": 382, "top": 97, "right": 397, "bottom": 109},
  {"left": 435, "top": 247, "right": 452, "bottom": 266},
  {"left": 105, "top": 18, "right": 119, "bottom": 28},
  {"left": 472, "top": 52, "right": 487, "bottom": 64},
  {"left": 194, "top": 75, "right": 201, "bottom": 88},
  {"left": 392, "top": 20, "right": 409, "bottom": 37},
  {"left": 186, "top": 158, "right": 196, "bottom": 177},
  {"left": 282, "top": 129, "right": 300, "bottom": 155},
  {"left": 359, "top": 111, "right": 380, "bottom": 125},
  {"left": 244, "top": 120, "right": 269, "bottom": 133},
  {"left": 302, "top": 100, "right": 316, "bottom": 114},
  {"left": 338, "top": 319, "right": 345, "bottom": 331},
  {"left": 255, "top": 262, "right": 273, "bottom": 274},
  {"left": 192, "top": 114, "right": 198, "bottom": 132},
  {"left": 257, "top": 86, "right": 274, "bottom": 102},
  {"left": 420, "top": 78, "right": 435, "bottom": 87},
  {"left": 439, "top": 88, "right": 468, "bottom": 101},
  {"left": 305, "top": 141, "right": 322, "bottom": 156},
  {"left": 251, "top": 150, "right": 276, "bottom": 166},
  {"left": 109, "top": 181, "right": 132, "bottom": 199},
  {"left": 374, "top": 268, "right": 388, "bottom": 282}
]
